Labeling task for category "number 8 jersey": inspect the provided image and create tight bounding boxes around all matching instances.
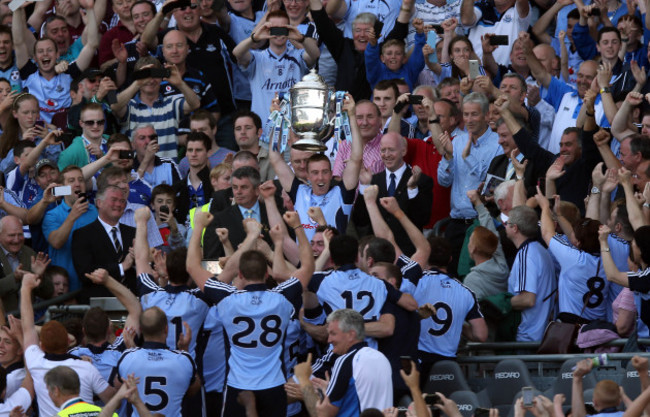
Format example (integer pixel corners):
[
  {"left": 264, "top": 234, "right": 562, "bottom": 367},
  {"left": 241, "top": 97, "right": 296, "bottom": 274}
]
[{"left": 204, "top": 277, "right": 303, "bottom": 390}]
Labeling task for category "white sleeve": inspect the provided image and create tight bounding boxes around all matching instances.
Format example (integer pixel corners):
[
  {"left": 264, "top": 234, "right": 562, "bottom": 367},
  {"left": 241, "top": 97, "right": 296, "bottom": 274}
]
[
  {"left": 1, "top": 387, "right": 32, "bottom": 412},
  {"left": 24, "top": 344, "right": 44, "bottom": 369},
  {"left": 88, "top": 363, "right": 110, "bottom": 394}
]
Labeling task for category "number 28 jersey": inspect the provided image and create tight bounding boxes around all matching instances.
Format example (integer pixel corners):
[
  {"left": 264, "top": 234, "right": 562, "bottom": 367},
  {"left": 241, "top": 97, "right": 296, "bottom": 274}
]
[
  {"left": 203, "top": 277, "right": 303, "bottom": 390},
  {"left": 414, "top": 270, "right": 483, "bottom": 357}
]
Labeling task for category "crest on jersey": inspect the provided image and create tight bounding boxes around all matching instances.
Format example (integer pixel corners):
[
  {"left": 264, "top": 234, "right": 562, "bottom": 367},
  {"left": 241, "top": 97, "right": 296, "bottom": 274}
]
[
  {"left": 10, "top": 70, "right": 19, "bottom": 82},
  {"left": 251, "top": 295, "right": 262, "bottom": 305},
  {"left": 165, "top": 85, "right": 173, "bottom": 92},
  {"left": 46, "top": 99, "right": 57, "bottom": 107},
  {"left": 206, "top": 44, "right": 217, "bottom": 52},
  {"left": 193, "top": 86, "right": 200, "bottom": 94}
]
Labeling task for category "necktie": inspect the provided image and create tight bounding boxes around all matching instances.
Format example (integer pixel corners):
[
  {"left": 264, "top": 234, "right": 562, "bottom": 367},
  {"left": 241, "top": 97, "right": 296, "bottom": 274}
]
[
  {"left": 388, "top": 173, "right": 396, "bottom": 197},
  {"left": 245, "top": 209, "right": 253, "bottom": 219},
  {"left": 506, "top": 161, "right": 515, "bottom": 180},
  {"left": 111, "top": 227, "right": 123, "bottom": 257}
]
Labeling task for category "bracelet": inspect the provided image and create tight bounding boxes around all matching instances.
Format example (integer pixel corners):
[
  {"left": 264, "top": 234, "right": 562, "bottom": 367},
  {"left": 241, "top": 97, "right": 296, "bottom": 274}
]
[
  {"left": 585, "top": 111, "right": 595, "bottom": 117},
  {"left": 601, "top": 248, "right": 610, "bottom": 252},
  {"left": 294, "top": 224, "right": 303, "bottom": 230},
  {"left": 250, "top": 32, "right": 258, "bottom": 43},
  {"left": 644, "top": 202, "right": 650, "bottom": 209},
  {"left": 400, "top": 6, "right": 411, "bottom": 11}
]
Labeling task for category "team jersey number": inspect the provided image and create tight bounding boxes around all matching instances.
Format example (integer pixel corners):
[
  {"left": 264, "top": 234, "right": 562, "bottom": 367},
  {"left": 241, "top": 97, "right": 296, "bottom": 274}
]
[
  {"left": 427, "top": 302, "right": 453, "bottom": 336},
  {"left": 171, "top": 316, "right": 183, "bottom": 349},
  {"left": 232, "top": 315, "right": 283, "bottom": 348},
  {"left": 144, "top": 376, "right": 168, "bottom": 411},
  {"left": 584, "top": 276, "right": 606, "bottom": 308},
  {"left": 340, "top": 290, "right": 377, "bottom": 321}
]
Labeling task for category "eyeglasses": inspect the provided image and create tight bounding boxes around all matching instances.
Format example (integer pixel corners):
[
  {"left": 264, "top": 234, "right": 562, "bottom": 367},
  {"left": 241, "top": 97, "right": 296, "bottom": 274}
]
[
  {"left": 284, "top": 0, "right": 305, "bottom": 4},
  {"left": 82, "top": 119, "right": 105, "bottom": 126}
]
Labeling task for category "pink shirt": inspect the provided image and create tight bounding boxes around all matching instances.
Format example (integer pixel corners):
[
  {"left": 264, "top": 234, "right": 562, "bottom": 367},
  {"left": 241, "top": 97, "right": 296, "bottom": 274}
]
[{"left": 332, "top": 134, "right": 385, "bottom": 177}]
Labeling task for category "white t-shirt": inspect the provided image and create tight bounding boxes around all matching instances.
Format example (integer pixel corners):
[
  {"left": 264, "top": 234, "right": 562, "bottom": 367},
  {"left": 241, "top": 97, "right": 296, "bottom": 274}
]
[
  {"left": 25, "top": 345, "right": 109, "bottom": 417},
  {"left": 0, "top": 387, "right": 31, "bottom": 417}
]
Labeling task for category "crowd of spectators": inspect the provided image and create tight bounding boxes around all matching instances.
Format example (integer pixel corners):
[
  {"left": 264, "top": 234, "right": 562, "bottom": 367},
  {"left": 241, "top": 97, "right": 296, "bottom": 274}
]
[{"left": 0, "top": 0, "right": 649, "bottom": 414}]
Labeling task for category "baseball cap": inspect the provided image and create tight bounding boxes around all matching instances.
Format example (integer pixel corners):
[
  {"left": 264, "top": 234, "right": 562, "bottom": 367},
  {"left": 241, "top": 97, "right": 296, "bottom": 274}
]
[{"left": 34, "top": 159, "right": 58, "bottom": 174}]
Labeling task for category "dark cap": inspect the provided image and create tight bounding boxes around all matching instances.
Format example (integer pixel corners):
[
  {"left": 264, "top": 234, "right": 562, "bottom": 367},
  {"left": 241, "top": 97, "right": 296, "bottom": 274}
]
[
  {"left": 78, "top": 68, "right": 103, "bottom": 82},
  {"left": 34, "top": 159, "right": 57, "bottom": 174}
]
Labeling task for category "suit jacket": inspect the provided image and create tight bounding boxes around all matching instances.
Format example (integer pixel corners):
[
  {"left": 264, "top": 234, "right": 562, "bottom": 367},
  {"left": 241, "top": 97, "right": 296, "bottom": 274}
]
[
  {"left": 203, "top": 202, "right": 272, "bottom": 259},
  {"left": 0, "top": 246, "right": 34, "bottom": 313},
  {"left": 72, "top": 220, "right": 136, "bottom": 302},
  {"left": 209, "top": 179, "right": 286, "bottom": 214},
  {"left": 486, "top": 154, "right": 542, "bottom": 198},
  {"left": 354, "top": 165, "right": 434, "bottom": 256}
]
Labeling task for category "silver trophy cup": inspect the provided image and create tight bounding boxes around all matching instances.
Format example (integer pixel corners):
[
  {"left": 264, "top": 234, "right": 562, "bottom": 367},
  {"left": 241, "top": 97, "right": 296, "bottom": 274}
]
[{"left": 289, "top": 70, "right": 336, "bottom": 152}]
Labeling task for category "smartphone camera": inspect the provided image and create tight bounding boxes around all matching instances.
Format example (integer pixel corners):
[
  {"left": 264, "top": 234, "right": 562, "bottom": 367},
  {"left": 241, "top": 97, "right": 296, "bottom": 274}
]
[
  {"left": 409, "top": 95, "right": 424, "bottom": 105},
  {"left": 118, "top": 150, "right": 134, "bottom": 160},
  {"left": 159, "top": 205, "right": 170, "bottom": 215},
  {"left": 270, "top": 27, "right": 289, "bottom": 36},
  {"left": 78, "top": 192, "right": 88, "bottom": 203},
  {"left": 522, "top": 387, "right": 534, "bottom": 408}
]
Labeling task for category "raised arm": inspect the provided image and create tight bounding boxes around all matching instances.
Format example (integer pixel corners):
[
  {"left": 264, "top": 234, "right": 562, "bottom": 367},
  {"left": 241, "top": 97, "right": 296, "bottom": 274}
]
[
  {"left": 85, "top": 268, "right": 142, "bottom": 325},
  {"left": 534, "top": 187, "right": 556, "bottom": 246},
  {"left": 165, "top": 63, "right": 200, "bottom": 114},
  {"left": 598, "top": 225, "right": 630, "bottom": 287},
  {"left": 533, "top": 0, "right": 572, "bottom": 44},
  {"left": 341, "top": 95, "right": 363, "bottom": 191},
  {"left": 380, "top": 193, "right": 431, "bottom": 267},
  {"left": 74, "top": 0, "right": 100, "bottom": 71},
  {"left": 613, "top": 92, "right": 644, "bottom": 141},
  {"left": 186, "top": 211, "right": 215, "bottom": 291},
  {"left": 134, "top": 207, "right": 155, "bottom": 276},
  {"left": 619, "top": 168, "right": 648, "bottom": 229},
  {"left": 460, "top": 0, "right": 477, "bottom": 26},
  {"left": 111, "top": 80, "right": 141, "bottom": 119},
  {"left": 12, "top": 7, "right": 30, "bottom": 69},
  {"left": 19, "top": 273, "right": 40, "bottom": 348},
  {"left": 269, "top": 146, "right": 296, "bottom": 193},
  {"left": 522, "top": 33, "right": 552, "bottom": 88},
  {"left": 571, "top": 360, "right": 592, "bottom": 417},
  {"left": 282, "top": 212, "right": 315, "bottom": 289}
]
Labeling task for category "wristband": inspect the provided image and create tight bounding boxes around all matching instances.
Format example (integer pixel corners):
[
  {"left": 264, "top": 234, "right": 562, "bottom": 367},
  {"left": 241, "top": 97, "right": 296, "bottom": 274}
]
[
  {"left": 600, "top": 86, "right": 611, "bottom": 94},
  {"left": 250, "top": 32, "right": 258, "bottom": 43},
  {"left": 294, "top": 224, "right": 303, "bottom": 230},
  {"left": 601, "top": 248, "right": 610, "bottom": 252},
  {"left": 585, "top": 110, "right": 595, "bottom": 117},
  {"left": 400, "top": 6, "right": 411, "bottom": 11},
  {"left": 429, "top": 118, "right": 440, "bottom": 124}
]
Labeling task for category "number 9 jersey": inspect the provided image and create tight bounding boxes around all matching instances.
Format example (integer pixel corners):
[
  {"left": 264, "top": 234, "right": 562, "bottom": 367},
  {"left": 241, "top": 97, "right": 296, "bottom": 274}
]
[{"left": 413, "top": 270, "right": 483, "bottom": 358}]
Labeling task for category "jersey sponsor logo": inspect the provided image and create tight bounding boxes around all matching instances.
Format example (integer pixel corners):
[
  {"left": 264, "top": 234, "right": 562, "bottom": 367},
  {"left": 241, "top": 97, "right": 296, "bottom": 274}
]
[
  {"left": 165, "top": 85, "right": 173, "bottom": 92},
  {"left": 429, "top": 374, "right": 455, "bottom": 381},
  {"left": 147, "top": 351, "right": 164, "bottom": 361},
  {"left": 261, "top": 77, "right": 298, "bottom": 91},
  {"left": 494, "top": 372, "right": 520, "bottom": 379},
  {"left": 503, "top": 13, "right": 512, "bottom": 22}
]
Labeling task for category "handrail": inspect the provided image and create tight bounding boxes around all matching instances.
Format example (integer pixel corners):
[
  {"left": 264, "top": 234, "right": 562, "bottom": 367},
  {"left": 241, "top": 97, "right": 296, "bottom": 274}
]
[
  {"left": 7, "top": 289, "right": 82, "bottom": 318},
  {"left": 457, "top": 352, "right": 648, "bottom": 364},
  {"left": 460, "top": 339, "right": 650, "bottom": 352}
]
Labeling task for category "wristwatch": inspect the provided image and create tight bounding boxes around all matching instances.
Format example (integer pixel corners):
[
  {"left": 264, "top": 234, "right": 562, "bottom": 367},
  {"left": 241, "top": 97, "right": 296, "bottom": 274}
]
[
  {"left": 428, "top": 118, "right": 440, "bottom": 124},
  {"left": 591, "top": 186, "right": 601, "bottom": 194},
  {"left": 600, "top": 86, "right": 612, "bottom": 94}
]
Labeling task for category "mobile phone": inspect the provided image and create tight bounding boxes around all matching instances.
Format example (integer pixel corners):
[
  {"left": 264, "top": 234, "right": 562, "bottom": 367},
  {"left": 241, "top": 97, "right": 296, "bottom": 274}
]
[
  {"left": 35, "top": 120, "right": 45, "bottom": 128},
  {"left": 118, "top": 150, "right": 134, "bottom": 160},
  {"left": 150, "top": 68, "right": 171, "bottom": 78},
  {"left": 427, "top": 31, "right": 439, "bottom": 64},
  {"left": 469, "top": 60, "right": 480, "bottom": 79},
  {"left": 489, "top": 35, "right": 509, "bottom": 46},
  {"left": 160, "top": 205, "right": 170, "bottom": 214},
  {"left": 52, "top": 185, "right": 71, "bottom": 197},
  {"left": 59, "top": 132, "right": 73, "bottom": 144},
  {"left": 373, "top": 20, "right": 384, "bottom": 37},
  {"left": 424, "top": 394, "right": 441, "bottom": 406},
  {"left": 400, "top": 356, "right": 412, "bottom": 373},
  {"left": 475, "top": 408, "right": 491, "bottom": 417},
  {"left": 78, "top": 192, "right": 88, "bottom": 203},
  {"left": 162, "top": 0, "right": 191, "bottom": 14},
  {"left": 270, "top": 26, "right": 289, "bottom": 36},
  {"left": 316, "top": 388, "right": 324, "bottom": 402},
  {"left": 409, "top": 95, "right": 424, "bottom": 105},
  {"left": 522, "top": 387, "right": 534, "bottom": 407},
  {"left": 431, "top": 24, "right": 443, "bottom": 34},
  {"left": 201, "top": 260, "right": 223, "bottom": 275},
  {"left": 133, "top": 68, "right": 153, "bottom": 80},
  {"left": 397, "top": 408, "right": 408, "bottom": 417},
  {"left": 393, "top": 101, "right": 408, "bottom": 114}
]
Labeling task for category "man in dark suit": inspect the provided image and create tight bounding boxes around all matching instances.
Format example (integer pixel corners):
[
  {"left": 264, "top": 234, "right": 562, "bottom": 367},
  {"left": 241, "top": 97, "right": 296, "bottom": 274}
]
[
  {"left": 487, "top": 118, "right": 543, "bottom": 197},
  {"left": 354, "top": 132, "right": 434, "bottom": 256},
  {"left": 0, "top": 215, "right": 36, "bottom": 313},
  {"left": 202, "top": 166, "right": 272, "bottom": 259},
  {"left": 73, "top": 185, "right": 136, "bottom": 302}
]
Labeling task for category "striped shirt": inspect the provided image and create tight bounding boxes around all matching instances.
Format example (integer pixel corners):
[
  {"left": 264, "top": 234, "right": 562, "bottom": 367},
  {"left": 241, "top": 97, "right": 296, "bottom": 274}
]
[
  {"left": 332, "top": 133, "right": 384, "bottom": 177},
  {"left": 124, "top": 93, "right": 184, "bottom": 159},
  {"left": 121, "top": 204, "right": 165, "bottom": 248}
]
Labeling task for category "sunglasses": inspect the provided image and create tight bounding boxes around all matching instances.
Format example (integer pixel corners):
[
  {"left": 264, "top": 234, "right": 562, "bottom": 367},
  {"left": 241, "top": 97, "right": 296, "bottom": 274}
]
[
  {"left": 82, "top": 119, "right": 105, "bottom": 126},
  {"left": 139, "top": 134, "right": 158, "bottom": 140},
  {"left": 180, "top": 3, "right": 198, "bottom": 10}
]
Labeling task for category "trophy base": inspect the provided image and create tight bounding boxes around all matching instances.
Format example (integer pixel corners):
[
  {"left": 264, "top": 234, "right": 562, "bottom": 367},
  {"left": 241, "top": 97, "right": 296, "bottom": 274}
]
[{"left": 292, "top": 138, "right": 327, "bottom": 152}]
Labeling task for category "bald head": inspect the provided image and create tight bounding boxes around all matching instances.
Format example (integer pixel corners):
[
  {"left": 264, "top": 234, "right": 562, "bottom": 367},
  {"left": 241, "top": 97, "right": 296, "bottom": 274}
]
[
  {"left": 162, "top": 30, "right": 189, "bottom": 66},
  {"left": 140, "top": 307, "right": 168, "bottom": 341},
  {"left": 0, "top": 215, "right": 24, "bottom": 255},
  {"left": 380, "top": 132, "right": 407, "bottom": 172}
]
